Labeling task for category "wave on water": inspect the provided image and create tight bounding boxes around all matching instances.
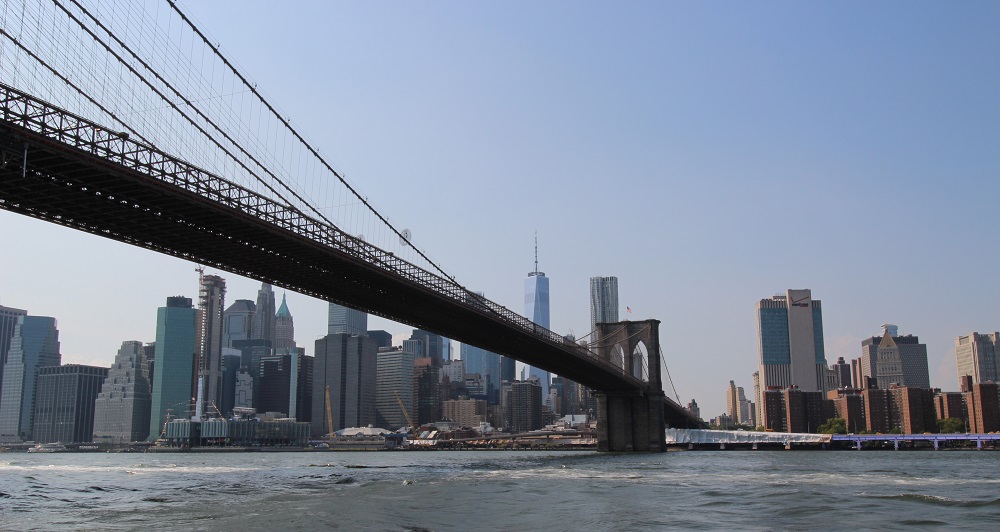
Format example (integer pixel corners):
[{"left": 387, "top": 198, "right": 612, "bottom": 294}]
[
  {"left": 122, "top": 464, "right": 264, "bottom": 475},
  {"left": 132, "top": 462, "right": 178, "bottom": 468},
  {"left": 898, "top": 519, "right": 950, "bottom": 526},
  {"left": 871, "top": 493, "right": 1000, "bottom": 508},
  {"left": 80, "top": 485, "right": 137, "bottom": 493}
]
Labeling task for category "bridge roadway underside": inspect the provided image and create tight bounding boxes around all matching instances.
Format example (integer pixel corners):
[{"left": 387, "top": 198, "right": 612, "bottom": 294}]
[{"left": 0, "top": 118, "right": 697, "bottom": 430}]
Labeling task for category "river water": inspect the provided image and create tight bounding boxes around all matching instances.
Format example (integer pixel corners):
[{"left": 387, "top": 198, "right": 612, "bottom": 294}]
[{"left": 2, "top": 449, "right": 999, "bottom": 530}]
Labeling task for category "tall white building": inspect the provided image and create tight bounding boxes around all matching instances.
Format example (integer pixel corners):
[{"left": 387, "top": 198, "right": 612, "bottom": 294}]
[
  {"left": 441, "top": 359, "right": 465, "bottom": 385},
  {"left": 524, "top": 237, "right": 551, "bottom": 399},
  {"left": 590, "top": 276, "right": 619, "bottom": 335},
  {"left": 955, "top": 332, "right": 1000, "bottom": 386},
  {"left": 755, "top": 289, "right": 827, "bottom": 427}
]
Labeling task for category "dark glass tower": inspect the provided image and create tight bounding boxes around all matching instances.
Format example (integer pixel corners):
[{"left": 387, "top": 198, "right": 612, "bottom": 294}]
[
  {"left": 0, "top": 315, "right": 60, "bottom": 443},
  {"left": 33, "top": 364, "right": 108, "bottom": 443}
]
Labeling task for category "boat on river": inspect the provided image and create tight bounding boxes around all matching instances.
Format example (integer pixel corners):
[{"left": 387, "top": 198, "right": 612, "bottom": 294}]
[{"left": 27, "top": 442, "right": 68, "bottom": 453}]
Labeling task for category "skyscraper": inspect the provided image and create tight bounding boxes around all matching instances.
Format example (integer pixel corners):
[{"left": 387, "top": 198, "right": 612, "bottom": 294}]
[
  {"left": 251, "top": 283, "right": 276, "bottom": 346},
  {"left": 861, "top": 325, "right": 931, "bottom": 389},
  {"left": 500, "top": 355, "right": 516, "bottom": 384},
  {"left": 234, "top": 369, "right": 253, "bottom": 409},
  {"left": 755, "top": 289, "right": 827, "bottom": 429},
  {"left": 590, "top": 276, "right": 619, "bottom": 335},
  {"left": 524, "top": 241, "right": 551, "bottom": 399},
  {"left": 0, "top": 315, "right": 60, "bottom": 443},
  {"left": 231, "top": 337, "right": 271, "bottom": 406},
  {"left": 955, "top": 332, "right": 1000, "bottom": 386},
  {"left": 258, "top": 352, "right": 312, "bottom": 420},
  {"left": 219, "top": 352, "right": 242, "bottom": 417},
  {"left": 293, "top": 353, "right": 313, "bottom": 423},
  {"left": 441, "top": 337, "right": 453, "bottom": 363},
  {"left": 375, "top": 347, "right": 415, "bottom": 430},
  {"left": 726, "top": 380, "right": 739, "bottom": 421},
  {"left": 93, "top": 341, "right": 152, "bottom": 443},
  {"left": 686, "top": 399, "right": 701, "bottom": 421},
  {"left": 509, "top": 379, "right": 543, "bottom": 433},
  {"left": 726, "top": 380, "right": 752, "bottom": 426},
  {"left": 274, "top": 294, "right": 296, "bottom": 352},
  {"left": 414, "top": 356, "right": 441, "bottom": 424},
  {"left": 33, "top": 365, "right": 108, "bottom": 444},
  {"left": 831, "top": 357, "right": 852, "bottom": 389},
  {"left": 410, "top": 330, "right": 443, "bottom": 366},
  {"left": 0, "top": 305, "right": 27, "bottom": 399},
  {"left": 222, "top": 299, "right": 255, "bottom": 349},
  {"left": 312, "top": 333, "right": 377, "bottom": 436},
  {"left": 551, "top": 376, "right": 584, "bottom": 416},
  {"left": 327, "top": 302, "right": 367, "bottom": 336},
  {"left": 368, "top": 330, "right": 393, "bottom": 350},
  {"left": 196, "top": 273, "right": 226, "bottom": 415},
  {"left": 148, "top": 296, "right": 197, "bottom": 441},
  {"left": 461, "top": 342, "right": 501, "bottom": 404}
]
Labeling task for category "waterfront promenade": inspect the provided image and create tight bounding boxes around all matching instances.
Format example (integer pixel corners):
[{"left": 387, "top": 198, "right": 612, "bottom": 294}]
[{"left": 666, "top": 429, "right": 1000, "bottom": 450}]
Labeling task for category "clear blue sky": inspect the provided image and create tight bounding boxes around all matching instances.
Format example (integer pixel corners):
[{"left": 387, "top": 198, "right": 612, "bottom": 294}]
[{"left": 1, "top": 1, "right": 998, "bottom": 418}]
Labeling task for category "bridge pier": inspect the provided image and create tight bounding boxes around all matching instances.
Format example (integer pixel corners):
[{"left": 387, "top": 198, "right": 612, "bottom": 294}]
[
  {"left": 596, "top": 391, "right": 666, "bottom": 452},
  {"left": 592, "top": 320, "right": 676, "bottom": 453}
]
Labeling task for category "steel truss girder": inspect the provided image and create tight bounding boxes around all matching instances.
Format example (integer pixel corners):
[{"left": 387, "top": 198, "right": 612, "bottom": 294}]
[{"left": 0, "top": 83, "right": 697, "bottom": 404}]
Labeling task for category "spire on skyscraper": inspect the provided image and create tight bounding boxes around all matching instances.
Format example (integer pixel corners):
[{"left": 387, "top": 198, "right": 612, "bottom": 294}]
[
  {"left": 529, "top": 232, "right": 544, "bottom": 277},
  {"left": 274, "top": 293, "right": 296, "bottom": 351},
  {"left": 276, "top": 293, "right": 291, "bottom": 318}
]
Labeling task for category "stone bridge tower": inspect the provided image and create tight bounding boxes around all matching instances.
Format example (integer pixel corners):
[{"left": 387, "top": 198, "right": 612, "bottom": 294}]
[{"left": 593, "top": 319, "right": 666, "bottom": 452}]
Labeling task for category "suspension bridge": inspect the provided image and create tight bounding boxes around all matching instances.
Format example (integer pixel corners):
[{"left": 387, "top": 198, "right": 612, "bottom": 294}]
[{"left": 0, "top": 0, "right": 701, "bottom": 451}]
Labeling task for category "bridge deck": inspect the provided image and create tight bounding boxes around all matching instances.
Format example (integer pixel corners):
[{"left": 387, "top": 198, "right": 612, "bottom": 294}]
[
  {"left": 0, "top": 83, "right": 700, "bottom": 424},
  {"left": 0, "top": 83, "right": 700, "bottom": 429}
]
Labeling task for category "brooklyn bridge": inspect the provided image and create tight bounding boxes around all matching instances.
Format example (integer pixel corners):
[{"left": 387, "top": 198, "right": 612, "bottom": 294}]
[{"left": 0, "top": 0, "right": 701, "bottom": 451}]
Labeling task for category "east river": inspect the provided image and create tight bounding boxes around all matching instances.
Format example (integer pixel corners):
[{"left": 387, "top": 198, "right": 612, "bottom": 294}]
[{"left": 2, "top": 449, "right": 999, "bottom": 530}]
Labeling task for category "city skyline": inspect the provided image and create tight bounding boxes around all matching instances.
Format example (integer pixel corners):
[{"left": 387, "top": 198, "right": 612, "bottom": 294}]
[{"left": 1, "top": 1, "right": 998, "bottom": 419}]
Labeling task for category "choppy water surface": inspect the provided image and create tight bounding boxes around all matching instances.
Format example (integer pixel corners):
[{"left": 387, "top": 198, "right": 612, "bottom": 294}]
[{"left": 2, "top": 450, "right": 999, "bottom": 530}]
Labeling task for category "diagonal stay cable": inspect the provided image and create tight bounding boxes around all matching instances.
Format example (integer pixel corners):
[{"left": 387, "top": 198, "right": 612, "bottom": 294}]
[
  {"left": 58, "top": 0, "right": 321, "bottom": 228},
  {"left": 659, "top": 345, "right": 681, "bottom": 404},
  {"left": 0, "top": 27, "right": 157, "bottom": 148},
  {"left": 165, "top": 0, "right": 458, "bottom": 286}
]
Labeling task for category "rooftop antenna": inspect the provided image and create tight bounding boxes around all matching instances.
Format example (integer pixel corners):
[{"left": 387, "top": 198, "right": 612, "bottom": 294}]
[
  {"left": 528, "top": 232, "right": 544, "bottom": 277},
  {"left": 534, "top": 231, "right": 539, "bottom": 273}
]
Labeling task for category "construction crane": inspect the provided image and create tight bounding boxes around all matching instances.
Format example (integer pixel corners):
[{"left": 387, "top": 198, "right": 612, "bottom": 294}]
[
  {"left": 325, "top": 385, "right": 335, "bottom": 441},
  {"left": 394, "top": 391, "right": 419, "bottom": 439}
]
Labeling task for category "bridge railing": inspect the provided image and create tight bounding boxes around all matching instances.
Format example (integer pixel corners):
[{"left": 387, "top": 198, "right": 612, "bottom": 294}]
[{"left": 0, "top": 83, "right": 643, "bottom": 387}]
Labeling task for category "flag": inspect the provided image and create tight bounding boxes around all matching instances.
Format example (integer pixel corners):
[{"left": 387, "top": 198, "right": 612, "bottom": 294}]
[{"left": 626, "top": 307, "right": 632, "bottom": 313}]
